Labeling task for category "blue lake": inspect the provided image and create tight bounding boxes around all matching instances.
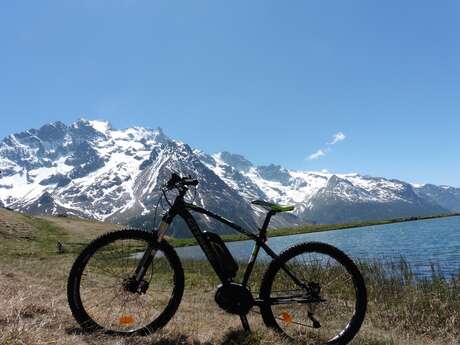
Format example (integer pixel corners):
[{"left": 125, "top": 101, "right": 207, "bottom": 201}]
[{"left": 175, "top": 216, "right": 460, "bottom": 278}]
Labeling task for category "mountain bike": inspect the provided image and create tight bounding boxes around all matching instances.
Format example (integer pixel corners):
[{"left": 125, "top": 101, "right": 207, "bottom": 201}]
[{"left": 67, "top": 173, "right": 367, "bottom": 344}]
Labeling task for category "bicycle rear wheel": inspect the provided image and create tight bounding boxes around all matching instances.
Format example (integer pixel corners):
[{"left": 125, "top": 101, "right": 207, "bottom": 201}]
[
  {"left": 67, "top": 229, "right": 184, "bottom": 335},
  {"left": 259, "top": 242, "right": 366, "bottom": 345}
]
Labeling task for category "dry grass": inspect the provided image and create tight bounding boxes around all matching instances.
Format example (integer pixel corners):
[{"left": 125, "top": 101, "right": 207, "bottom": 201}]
[
  {"left": 0, "top": 257, "right": 457, "bottom": 345},
  {"left": 0, "top": 209, "right": 458, "bottom": 345},
  {"left": 360, "top": 260, "right": 460, "bottom": 342},
  {"left": 0, "top": 259, "right": 282, "bottom": 345},
  {"left": 1, "top": 266, "right": 345, "bottom": 345}
]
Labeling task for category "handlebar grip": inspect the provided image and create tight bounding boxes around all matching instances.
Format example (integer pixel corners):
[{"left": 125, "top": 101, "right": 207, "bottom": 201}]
[{"left": 183, "top": 178, "right": 199, "bottom": 186}]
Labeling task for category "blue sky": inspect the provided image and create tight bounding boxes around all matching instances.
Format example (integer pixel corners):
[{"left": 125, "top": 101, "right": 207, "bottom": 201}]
[{"left": 0, "top": 1, "right": 459, "bottom": 186}]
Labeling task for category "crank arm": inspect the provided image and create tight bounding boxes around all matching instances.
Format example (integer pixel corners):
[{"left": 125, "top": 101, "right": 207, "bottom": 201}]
[{"left": 308, "top": 312, "right": 321, "bottom": 328}]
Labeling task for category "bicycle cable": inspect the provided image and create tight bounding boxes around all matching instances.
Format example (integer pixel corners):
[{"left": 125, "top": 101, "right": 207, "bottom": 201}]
[
  {"left": 152, "top": 189, "right": 166, "bottom": 230},
  {"left": 154, "top": 172, "right": 198, "bottom": 228},
  {"left": 190, "top": 183, "right": 198, "bottom": 204}
]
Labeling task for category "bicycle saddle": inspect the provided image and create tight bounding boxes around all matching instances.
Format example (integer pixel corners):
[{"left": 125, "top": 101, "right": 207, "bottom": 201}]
[{"left": 251, "top": 200, "right": 295, "bottom": 212}]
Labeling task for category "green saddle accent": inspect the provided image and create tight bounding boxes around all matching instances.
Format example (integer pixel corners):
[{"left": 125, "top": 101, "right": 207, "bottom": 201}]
[{"left": 251, "top": 200, "right": 295, "bottom": 212}]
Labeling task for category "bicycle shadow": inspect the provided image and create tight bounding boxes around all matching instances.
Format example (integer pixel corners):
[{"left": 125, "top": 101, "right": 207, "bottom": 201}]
[
  {"left": 65, "top": 328, "right": 257, "bottom": 345},
  {"left": 220, "top": 329, "right": 261, "bottom": 345}
]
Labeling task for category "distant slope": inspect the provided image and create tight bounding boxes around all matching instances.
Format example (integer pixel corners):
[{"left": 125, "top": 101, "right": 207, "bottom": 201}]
[
  {"left": 199, "top": 152, "right": 451, "bottom": 224},
  {"left": 414, "top": 184, "right": 460, "bottom": 212},
  {"left": 0, "top": 207, "right": 36, "bottom": 240},
  {"left": 0, "top": 208, "right": 121, "bottom": 256}
]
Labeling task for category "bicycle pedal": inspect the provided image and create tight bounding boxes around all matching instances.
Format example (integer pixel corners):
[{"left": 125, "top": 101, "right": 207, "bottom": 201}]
[
  {"left": 308, "top": 312, "right": 321, "bottom": 328},
  {"left": 312, "top": 320, "right": 321, "bottom": 328}
]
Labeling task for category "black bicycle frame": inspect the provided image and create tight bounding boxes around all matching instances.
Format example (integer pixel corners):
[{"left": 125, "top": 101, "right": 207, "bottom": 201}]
[{"left": 148, "top": 192, "right": 306, "bottom": 290}]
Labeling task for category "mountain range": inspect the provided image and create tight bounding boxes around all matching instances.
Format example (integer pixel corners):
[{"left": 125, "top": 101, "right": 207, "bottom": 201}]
[{"left": 1, "top": 119, "right": 459, "bottom": 237}]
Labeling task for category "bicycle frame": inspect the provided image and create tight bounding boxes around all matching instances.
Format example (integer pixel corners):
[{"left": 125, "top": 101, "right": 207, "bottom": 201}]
[{"left": 144, "top": 190, "right": 306, "bottom": 291}]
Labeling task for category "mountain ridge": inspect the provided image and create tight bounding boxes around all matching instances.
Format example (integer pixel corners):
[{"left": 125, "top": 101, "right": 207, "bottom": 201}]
[{"left": 1, "top": 119, "right": 459, "bottom": 237}]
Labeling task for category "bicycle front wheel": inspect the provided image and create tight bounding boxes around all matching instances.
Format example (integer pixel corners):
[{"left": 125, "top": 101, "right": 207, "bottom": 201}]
[
  {"left": 259, "top": 242, "right": 366, "bottom": 345},
  {"left": 67, "top": 229, "right": 184, "bottom": 335}
]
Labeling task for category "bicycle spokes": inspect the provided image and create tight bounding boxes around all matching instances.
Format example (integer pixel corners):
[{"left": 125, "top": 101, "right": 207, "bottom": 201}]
[
  {"left": 266, "top": 250, "right": 361, "bottom": 342},
  {"left": 78, "top": 237, "right": 176, "bottom": 332}
]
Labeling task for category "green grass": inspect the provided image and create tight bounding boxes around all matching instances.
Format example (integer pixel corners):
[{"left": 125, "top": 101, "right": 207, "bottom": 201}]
[
  {"left": 1, "top": 213, "right": 61, "bottom": 258},
  {"left": 21, "top": 214, "right": 69, "bottom": 249},
  {"left": 0, "top": 209, "right": 123, "bottom": 259}
]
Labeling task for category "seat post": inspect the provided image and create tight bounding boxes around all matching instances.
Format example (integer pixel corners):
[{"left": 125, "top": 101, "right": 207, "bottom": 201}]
[{"left": 259, "top": 210, "right": 276, "bottom": 240}]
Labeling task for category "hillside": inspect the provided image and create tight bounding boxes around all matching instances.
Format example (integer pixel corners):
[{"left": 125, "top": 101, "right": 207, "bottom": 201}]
[{"left": 0, "top": 208, "right": 122, "bottom": 257}]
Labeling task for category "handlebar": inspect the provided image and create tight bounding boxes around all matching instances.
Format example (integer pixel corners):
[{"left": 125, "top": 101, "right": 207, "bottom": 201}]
[{"left": 165, "top": 173, "right": 199, "bottom": 189}]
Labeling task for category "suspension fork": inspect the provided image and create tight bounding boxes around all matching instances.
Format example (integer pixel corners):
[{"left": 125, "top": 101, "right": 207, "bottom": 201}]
[{"left": 133, "top": 216, "right": 171, "bottom": 283}]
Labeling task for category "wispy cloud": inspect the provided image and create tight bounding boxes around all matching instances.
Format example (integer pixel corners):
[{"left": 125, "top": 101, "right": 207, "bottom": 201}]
[
  {"left": 329, "top": 131, "right": 346, "bottom": 145},
  {"left": 308, "top": 149, "right": 327, "bottom": 160},
  {"left": 307, "top": 131, "right": 346, "bottom": 161}
]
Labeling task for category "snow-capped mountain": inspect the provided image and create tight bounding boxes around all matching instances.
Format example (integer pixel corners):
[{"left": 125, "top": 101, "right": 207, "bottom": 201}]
[
  {"left": 198, "top": 152, "right": 453, "bottom": 224},
  {"left": 0, "top": 119, "right": 458, "bottom": 237}
]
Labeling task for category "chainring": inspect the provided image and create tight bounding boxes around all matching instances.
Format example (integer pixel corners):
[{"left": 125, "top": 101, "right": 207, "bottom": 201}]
[{"left": 215, "top": 283, "right": 254, "bottom": 315}]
